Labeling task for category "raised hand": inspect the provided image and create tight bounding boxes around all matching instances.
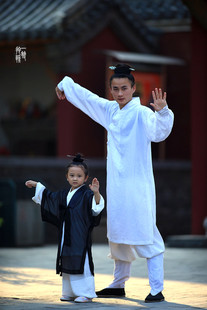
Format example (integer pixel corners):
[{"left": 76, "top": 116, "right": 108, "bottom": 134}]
[
  {"left": 89, "top": 178, "right": 100, "bottom": 205},
  {"left": 89, "top": 178, "right": 100, "bottom": 194},
  {"left": 25, "top": 180, "right": 37, "bottom": 188},
  {"left": 55, "top": 86, "right": 66, "bottom": 100},
  {"left": 150, "top": 88, "right": 167, "bottom": 111}
]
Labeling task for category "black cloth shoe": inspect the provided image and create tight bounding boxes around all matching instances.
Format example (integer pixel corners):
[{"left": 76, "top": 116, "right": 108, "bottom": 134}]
[
  {"left": 96, "top": 288, "right": 125, "bottom": 298},
  {"left": 145, "top": 292, "right": 164, "bottom": 303}
]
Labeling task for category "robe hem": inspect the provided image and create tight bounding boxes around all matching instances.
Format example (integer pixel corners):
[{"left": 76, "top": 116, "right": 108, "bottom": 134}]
[
  {"left": 57, "top": 267, "right": 84, "bottom": 275},
  {"left": 108, "top": 238, "right": 154, "bottom": 246}
]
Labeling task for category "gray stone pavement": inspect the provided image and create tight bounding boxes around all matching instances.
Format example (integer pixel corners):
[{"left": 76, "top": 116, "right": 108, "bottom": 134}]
[{"left": 0, "top": 244, "right": 207, "bottom": 309}]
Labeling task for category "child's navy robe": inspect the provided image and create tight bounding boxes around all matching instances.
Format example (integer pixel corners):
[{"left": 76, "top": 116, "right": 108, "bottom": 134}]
[{"left": 40, "top": 185, "right": 101, "bottom": 276}]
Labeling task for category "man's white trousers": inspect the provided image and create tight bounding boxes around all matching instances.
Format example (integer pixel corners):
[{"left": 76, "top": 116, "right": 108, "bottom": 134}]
[{"left": 108, "top": 227, "right": 165, "bottom": 296}]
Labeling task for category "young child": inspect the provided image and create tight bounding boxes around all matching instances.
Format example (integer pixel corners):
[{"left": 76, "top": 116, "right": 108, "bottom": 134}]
[{"left": 25, "top": 153, "right": 104, "bottom": 303}]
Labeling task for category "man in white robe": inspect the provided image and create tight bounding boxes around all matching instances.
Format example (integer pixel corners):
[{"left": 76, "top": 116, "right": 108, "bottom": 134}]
[{"left": 55, "top": 64, "right": 174, "bottom": 302}]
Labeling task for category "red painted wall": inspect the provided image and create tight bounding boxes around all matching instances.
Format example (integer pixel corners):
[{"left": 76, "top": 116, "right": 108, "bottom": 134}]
[
  {"left": 190, "top": 18, "right": 207, "bottom": 234},
  {"left": 160, "top": 32, "right": 191, "bottom": 160}
]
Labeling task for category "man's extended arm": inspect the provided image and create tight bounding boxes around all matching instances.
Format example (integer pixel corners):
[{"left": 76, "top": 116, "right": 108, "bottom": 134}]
[{"left": 56, "top": 76, "right": 111, "bottom": 129}]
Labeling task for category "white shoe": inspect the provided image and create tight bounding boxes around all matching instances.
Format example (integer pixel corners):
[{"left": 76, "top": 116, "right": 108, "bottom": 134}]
[
  {"left": 60, "top": 295, "right": 74, "bottom": 302},
  {"left": 74, "top": 296, "right": 92, "bottom": 303}
]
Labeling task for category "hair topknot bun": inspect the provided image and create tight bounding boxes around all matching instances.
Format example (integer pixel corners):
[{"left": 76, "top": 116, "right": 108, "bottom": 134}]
[
  {"left": 67, "top": 153, "right": 84, "bottom": 162},
  {"left": 109, "top": 63, "right": 135, "bottom": 75},
  {"left": 73, "top": 153, "right": 84, "bottom": 163}
]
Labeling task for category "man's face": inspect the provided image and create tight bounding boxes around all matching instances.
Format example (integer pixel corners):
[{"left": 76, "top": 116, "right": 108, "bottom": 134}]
[{"left": 110, "top": 78, "right": 136, "bottom": 109}]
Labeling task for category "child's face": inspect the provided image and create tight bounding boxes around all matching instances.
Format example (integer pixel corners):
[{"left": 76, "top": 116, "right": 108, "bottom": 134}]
[{"left": 66, "top": 166, "right": 88, "bottom": 190}]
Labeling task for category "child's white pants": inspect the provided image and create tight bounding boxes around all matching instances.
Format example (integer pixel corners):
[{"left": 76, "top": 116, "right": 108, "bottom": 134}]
[
  {"left": 107, "top": 228, "right": 165, "bottom": 296},
  {"left": 62, "top": 253, "right": 97, "bottom": 299}
]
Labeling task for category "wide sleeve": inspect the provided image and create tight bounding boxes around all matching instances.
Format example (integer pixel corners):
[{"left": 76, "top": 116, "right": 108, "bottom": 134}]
[
  {"left": 141, "top": 105, "right": 174, "bottom": 142},
  {"left": 41, "top": 189, "right": 64, "bottom": 227},
  {"left": 92, "top": 195, "right": 105, "bottom": 216},
  {"left": 32, "top": 182, "right": 45, "bottom": 204},
  {"left": 58, "top": 76, "right": 112, "bottom": 129}
]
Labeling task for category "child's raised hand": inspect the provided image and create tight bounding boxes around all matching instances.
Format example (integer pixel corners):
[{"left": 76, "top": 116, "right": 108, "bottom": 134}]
[
  {"left": 89, "top": 178, "right": 99, "bottom": 194},
  {"left": 25, "top": 180, "right": 37, "bottom": 188}
]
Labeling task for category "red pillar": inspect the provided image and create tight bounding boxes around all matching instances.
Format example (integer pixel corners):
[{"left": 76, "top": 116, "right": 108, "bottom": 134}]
[{"left": 191, "top": 18, "right": 207, "bottom": 234}]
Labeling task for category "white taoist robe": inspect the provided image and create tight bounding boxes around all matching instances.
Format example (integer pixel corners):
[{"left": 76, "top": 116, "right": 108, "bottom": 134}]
[{"left": 58, "top": 77, "right": 174, "bottom": 246}]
